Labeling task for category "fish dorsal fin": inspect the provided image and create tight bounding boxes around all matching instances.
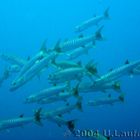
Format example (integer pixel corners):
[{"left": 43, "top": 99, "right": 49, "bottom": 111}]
[
  {"left": 19, "top": 114, "right": 24, "bottom": 118},
  {"left": 40, "top": 40, "right": 47, "bottom": 53},
  {"left": 67, "top": 119, "right": 76, "bottom": 132},
  {"left": 34, "top": 108, "right": 43, "bottom": 126},
  {"left": 125, "top": 60, "right": 130, "bottom": 65},
  {"left": 54, "top": 39, "right": 61, "bottom": 52}
]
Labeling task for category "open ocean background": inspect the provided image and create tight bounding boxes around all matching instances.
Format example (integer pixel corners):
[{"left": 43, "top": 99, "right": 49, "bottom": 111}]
[{"left": 0, "top": 0, "right": 140, "bottom": 140}]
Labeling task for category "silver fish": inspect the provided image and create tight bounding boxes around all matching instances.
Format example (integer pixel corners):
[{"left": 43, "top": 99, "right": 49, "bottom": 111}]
[
  {"left": 51, "top": 59, "right": 82, "bottom": 69},
  {"left": 54, "top": 26, "right": 104, "bottom": 53},
  {"left": 15, "top": 42, "right": 47, "bottom": 79},
  {"left": 94, "top": 59, "right": 140, "bottom": 86},
  {"left": 79, "top": 80, "right": 121, "bottom": 94},
  {"left": 38, "top": 85, "right": 79, "bottom": 104},
  {"left": 75, "top": 8, "right": 109, "bottom": 32},
  {"left": 66, "top": 44, "right": 95, "bottom": 60},
  {"left": 87, "top": 94, "right": 124, "bottom": 106},
  {"left": 10, "top": 52, "right": 57, "bottom": 91},
  {"left": 41, "top": 100, "right": 82, "bottom": 118},
  {"left": 25, "top": 84, "right": 70, "bottom": 103}
]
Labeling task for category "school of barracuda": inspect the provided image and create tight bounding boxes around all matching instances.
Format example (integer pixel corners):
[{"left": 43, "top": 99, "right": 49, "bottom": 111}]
[{"left": 0, "top": 7, "right": 140, "bottom": 140}]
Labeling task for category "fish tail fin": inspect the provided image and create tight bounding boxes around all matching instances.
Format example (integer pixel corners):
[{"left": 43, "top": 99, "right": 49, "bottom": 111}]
[
  {"left": 72, "top": 83, "right": 80, "bottom": 98},
  {"left": 104, "top": 7, "right": 110, "bottom": 19},
  {"left": 119, "top": 94, "right": 125, "bottom": 103},
  {"left": 76, "top": 97, "right": 83, "bottom": 112},
  {"left": 54, "top": 39, "right": 61, "bottom": 53},
  {"left": 67, "top": 119, "right": 77, "bottom": 132},
  {"left": 34, "top": 108, "right": 43, "bottom": 126},
  {"left": 95, "top": 25, "right": 104, "bottom": 41},
  {"left": 85, "top": 60, "right": 98, "bottom": 77}
]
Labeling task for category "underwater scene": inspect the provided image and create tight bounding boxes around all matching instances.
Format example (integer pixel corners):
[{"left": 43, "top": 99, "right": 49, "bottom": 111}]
[{"left": 0, "top": 0, "right": 140, "bottom": 140}]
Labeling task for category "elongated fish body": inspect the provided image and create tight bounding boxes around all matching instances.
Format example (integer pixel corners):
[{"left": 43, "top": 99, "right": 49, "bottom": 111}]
[
  {"left": 67, "top": 44, "right": 95, "bottom": 60},
  {"left": 48, "top": 67, "right": 85, "bottom": 84},
  {"left": 79, "top": 80, "right": 121, "bottom": 94},
  {"left": 10, "top": 53, "right": 57, "bottom": 91},
  {"left": 25, "top": 84, "right": 69, "bottom": 103},
  {"left": 55, "top": 26, "right": 103, "bottom": 53},
  {"left": 0, "top": 117, "right": 34, "bottom": 131},
  {"left": 75, "top": 8, "right": 109, "bottom": 32},
  {"left": 16, "top": 51, "right": 46, "bottom": 79},
  {"left": 38, "top": 92, "right": 74, "bottom": 104},
  {"left": 88, "top": 95, "right": 124, "bottom": 107},
  {"left": 42, "top": 101, "right": 82, "bottom": 118},
  {"left": 0, "top": 53, "right": 26, "bottom": 67},
  {"left": 52, "top": 60, "right": 81, "bottom": 69},
  {"left": 95, "top": 60, "right": 140, "bottom": 85}
]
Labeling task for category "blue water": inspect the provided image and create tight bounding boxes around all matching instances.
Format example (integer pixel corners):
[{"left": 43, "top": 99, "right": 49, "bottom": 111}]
[{"left": 0, "top": 0, "right": 140, "bottom": 140}]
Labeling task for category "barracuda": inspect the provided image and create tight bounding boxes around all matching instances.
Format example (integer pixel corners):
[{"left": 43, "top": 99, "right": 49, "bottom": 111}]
[
  {"left": 38, "top": 85, "right": 79, "bottom": 104},
  {"left": 41, "top": 100, "right": 82, "bottom": 118},
  {"left": 54, "top": 26, "right": 104, "bottom": 53},
  {"left": 10, "top": 52, "right": 58, "bottom": 91},
  {"left": 48, "top": 68, "right": 90, "bottom": 85},
  {"left": 0, "top": 110, "right": 41, "bottom": 131},
  {"left": 88, "top": 94, "right": 124, "bottom": 107},
  {"left": 25, "top": 84, "right": 70, "bottom": 103},
  {"left": 75, "top": 8, "right": 109, "bottom": 32},
  {"left": 51, "top": 59, "right": 82, "bottom": 69},
  {"left": 66, "top": 44, "right": 95, "bottom": 60},
  {"left": 48, "top": 61, "right": 97, "bottom": 85},
  {"left": 79, "top": 80, "right": 121, "bottom": 94},
  {"left": 94, "top": 59, "right": 140, "bottom": 85},
  {"left": 15, "top": 42, "right": 47, "bottom": 79}
]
